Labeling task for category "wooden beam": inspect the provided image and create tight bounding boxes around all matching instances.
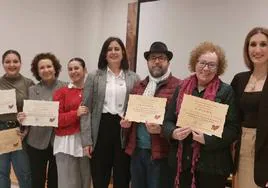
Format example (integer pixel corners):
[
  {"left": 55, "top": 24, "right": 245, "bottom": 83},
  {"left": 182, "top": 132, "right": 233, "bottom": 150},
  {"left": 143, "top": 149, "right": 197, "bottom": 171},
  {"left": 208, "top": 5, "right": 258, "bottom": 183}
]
[
  {"left": 125, "top": 0, "right": 159, "bottom": 72},
  {"left": 125, "top": 2, "right": 138, "bottom": 71}
]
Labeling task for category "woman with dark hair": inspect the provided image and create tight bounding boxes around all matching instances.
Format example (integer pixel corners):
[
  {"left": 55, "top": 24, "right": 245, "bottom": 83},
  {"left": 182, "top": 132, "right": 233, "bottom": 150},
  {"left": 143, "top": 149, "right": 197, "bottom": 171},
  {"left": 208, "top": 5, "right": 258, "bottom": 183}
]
[
  {"left": 53, "top": 57, "right": 91, "bottom": 188},
  {"left": 81, "top": 37, "right": 140, "bottom": 188},
  {"left": 17, "top": 52, "right": 66, "bottom": 188},
  {"left": 231, "top": 27, "right": 268, "bottom": 188},
  {"left": 163, "top": 42, "right": 239, "bottom": 188},
  {"left": 0, "top": 50, "right": 34, "bottom": 188}
]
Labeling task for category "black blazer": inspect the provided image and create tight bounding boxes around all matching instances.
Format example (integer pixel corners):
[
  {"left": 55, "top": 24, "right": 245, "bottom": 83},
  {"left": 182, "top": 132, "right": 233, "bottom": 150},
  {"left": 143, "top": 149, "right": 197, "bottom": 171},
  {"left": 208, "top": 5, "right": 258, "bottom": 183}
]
[{"left": 231, "top": 71, "right": 268, "bottom": 187}]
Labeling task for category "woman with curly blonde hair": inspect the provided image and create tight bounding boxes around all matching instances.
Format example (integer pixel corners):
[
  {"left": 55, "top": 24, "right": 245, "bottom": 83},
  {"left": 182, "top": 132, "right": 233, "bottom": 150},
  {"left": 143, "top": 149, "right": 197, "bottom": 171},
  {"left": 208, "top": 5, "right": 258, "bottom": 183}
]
[{"left": 163, "top": 42, "right": 240, "bottom": 188}]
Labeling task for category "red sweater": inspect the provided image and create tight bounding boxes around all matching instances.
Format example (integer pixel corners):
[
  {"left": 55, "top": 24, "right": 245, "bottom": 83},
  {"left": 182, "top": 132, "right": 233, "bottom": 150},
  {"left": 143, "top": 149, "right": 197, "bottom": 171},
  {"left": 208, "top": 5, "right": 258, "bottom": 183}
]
[
  {"left": 53, "top": 86, "right": 82, "bottom": 136},
  {"left": 125, "top": 75, "right": 181, "bottom": 159}
]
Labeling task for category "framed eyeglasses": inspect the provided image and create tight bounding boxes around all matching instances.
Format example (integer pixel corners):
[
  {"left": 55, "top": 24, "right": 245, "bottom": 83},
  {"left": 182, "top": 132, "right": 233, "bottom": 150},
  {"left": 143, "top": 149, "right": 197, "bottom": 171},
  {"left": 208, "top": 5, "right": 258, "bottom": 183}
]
[
  {"left": 148, "top": 55, "right": 167, "bottom": 62},
  {"left": 197, "top": 61, "right": 218, "bottom": 71}
]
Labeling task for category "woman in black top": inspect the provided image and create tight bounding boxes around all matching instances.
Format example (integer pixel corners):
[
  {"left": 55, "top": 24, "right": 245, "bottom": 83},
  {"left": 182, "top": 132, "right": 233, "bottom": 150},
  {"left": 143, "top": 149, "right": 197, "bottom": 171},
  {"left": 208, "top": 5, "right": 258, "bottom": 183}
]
[
  {"left": 163, "top": 42, "right": 239, "bottom": 188},
  {"left": 231, "top": 27, "right": 268, "bottom": 188}
]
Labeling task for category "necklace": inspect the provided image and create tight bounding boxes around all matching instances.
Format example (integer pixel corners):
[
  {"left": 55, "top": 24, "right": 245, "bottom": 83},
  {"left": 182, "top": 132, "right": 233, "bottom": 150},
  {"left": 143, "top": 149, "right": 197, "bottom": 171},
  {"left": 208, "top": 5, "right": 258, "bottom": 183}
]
[{"left": 247, "top": 74, "right": 267, "bottom": 91}]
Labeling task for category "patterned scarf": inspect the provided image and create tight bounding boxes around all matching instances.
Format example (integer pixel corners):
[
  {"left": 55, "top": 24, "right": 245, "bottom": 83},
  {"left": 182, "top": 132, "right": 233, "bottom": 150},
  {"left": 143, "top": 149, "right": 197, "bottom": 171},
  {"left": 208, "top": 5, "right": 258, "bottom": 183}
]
[
  {"left": 175, "top": 74, "right": 220, "bottom": 188},
  {"left": 143, "top": 68, "right": 171, "bottom": 96}
]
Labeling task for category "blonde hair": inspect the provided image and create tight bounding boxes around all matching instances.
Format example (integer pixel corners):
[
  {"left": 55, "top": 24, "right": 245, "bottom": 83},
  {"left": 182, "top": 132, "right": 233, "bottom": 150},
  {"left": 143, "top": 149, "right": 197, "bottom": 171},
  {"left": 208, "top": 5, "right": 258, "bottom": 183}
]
[{"left": 188, "top": 41, "right": 227, "bottom": 75}]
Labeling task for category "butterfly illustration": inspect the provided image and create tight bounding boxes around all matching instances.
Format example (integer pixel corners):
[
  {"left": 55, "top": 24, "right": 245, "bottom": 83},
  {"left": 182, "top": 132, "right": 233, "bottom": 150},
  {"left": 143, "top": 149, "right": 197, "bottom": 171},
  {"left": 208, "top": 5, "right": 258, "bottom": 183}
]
[
  {"left": 154, "top": 115, "right": 161, "bottom": 119},
  {"left": 49, "top": 117, "right": 55, "bottom": 122},
  {"left": 211, "top": 124, "right": 220, "bottom": 131},
  {"left": 13, "top": 142, "right": 19, "bottom": 147}
]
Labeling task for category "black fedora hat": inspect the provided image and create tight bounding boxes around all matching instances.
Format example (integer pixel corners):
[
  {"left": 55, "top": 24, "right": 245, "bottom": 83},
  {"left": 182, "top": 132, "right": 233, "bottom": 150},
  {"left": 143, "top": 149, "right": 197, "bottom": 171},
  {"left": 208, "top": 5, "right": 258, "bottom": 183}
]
[{"left": 144, "top": 41, "right": 173, "bottom": 61}]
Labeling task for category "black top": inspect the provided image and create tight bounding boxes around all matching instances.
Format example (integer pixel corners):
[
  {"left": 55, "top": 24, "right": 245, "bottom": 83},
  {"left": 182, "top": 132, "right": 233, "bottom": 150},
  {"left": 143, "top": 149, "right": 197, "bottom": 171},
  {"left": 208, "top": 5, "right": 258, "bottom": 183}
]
[
  {"left": 240, "top": 92, "right": 261, "bottom": 128},
  {"left": 163, "top": 81, "right": 239, "bottom": 176},
  {"left": 231, "top": 71, "right": 268, "bottom": 186}
]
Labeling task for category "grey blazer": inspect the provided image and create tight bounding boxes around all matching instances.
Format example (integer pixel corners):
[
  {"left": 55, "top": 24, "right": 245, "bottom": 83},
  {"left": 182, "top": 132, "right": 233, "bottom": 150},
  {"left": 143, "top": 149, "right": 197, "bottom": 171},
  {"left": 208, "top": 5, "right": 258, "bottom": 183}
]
[
  {"left": 80, "top": 69, "right": 140, "bottom": 149},
  {"left": 27, "top": 80, "right": 66, "bottom": 150}
]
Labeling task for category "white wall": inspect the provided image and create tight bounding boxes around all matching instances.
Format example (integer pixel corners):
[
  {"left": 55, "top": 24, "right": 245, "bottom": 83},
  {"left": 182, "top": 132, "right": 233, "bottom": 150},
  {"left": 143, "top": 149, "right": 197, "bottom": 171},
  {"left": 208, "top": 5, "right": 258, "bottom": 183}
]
[
  {"left": 137, "top": 0, "right": 268, "bottom": 83},
  {"left": 2, "top": 0, "right": 268, "bottom": 84},
  {"left": 0, "top": 0, "right": 78, "bottom": 82},
  {"left": 76, "top": 0, "right": 136, "bottom": 72}
]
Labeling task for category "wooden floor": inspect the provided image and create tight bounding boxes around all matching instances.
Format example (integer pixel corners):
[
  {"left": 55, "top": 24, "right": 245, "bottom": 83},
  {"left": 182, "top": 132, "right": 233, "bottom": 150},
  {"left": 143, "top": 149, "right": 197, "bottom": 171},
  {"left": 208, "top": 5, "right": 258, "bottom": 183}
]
[{"left": 11, "top": 166, "right": 114, "bottom": 188}]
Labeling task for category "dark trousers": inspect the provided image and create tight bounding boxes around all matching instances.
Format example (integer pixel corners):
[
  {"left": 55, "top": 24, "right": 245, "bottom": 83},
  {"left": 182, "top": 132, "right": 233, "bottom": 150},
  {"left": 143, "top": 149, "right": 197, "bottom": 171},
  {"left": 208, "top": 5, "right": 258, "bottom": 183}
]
[
  {"left": 179, "top": 169, "right": 227, "bottom": 188},
  {"left": 27, "top": 143, "right": 58, "bottom": 188},
  {"left": 131, "top": 148, "right": 173, "bottom": 188},
  {"left": 91, "top": 113, "right": 130, "bottom": 188}
]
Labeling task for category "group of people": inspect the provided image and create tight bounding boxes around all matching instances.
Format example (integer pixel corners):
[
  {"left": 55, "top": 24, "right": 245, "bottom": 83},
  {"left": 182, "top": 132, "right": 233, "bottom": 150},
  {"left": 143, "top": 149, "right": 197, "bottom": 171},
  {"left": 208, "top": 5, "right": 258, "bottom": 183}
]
[{"left": 0, "top": 26, "right": 267, "bottom": 188}]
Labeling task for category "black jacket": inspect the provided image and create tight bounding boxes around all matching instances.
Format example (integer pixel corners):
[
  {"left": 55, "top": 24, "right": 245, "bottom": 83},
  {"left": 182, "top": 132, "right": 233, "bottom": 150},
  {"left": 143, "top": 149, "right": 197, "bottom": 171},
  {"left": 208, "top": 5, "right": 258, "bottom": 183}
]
[
  {"left": 163, "top": 81, "right": 239, "bottom": 178},
  {"left": 231, "top": 71, "right": 268, "bottom": 187}
]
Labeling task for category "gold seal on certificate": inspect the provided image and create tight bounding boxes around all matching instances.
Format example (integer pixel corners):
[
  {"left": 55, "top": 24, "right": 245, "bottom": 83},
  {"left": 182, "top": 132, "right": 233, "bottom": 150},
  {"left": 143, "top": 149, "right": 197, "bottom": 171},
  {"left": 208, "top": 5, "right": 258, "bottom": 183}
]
[
  {"left": 22, "top": 100, "right": 59, "bottom": 127},
  {"left": 176, "top": 94, "right": 229, "bottom": 138},
  {"left": 125, "top": 94, "right": 167, "bottom": 124},
  {"left": 0, "top": 128, "right": 22, "bottom": 154},
  {"left": 0, "top": 89, "right": 17, "bottom": 114}
]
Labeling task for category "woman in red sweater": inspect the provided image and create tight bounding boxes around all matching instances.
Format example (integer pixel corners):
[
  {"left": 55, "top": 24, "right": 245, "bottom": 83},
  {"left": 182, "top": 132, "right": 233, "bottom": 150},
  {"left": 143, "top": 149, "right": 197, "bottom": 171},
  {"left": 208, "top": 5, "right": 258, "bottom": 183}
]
[{"left": 53, "top": 57, "right": 91, "bottom": 188}]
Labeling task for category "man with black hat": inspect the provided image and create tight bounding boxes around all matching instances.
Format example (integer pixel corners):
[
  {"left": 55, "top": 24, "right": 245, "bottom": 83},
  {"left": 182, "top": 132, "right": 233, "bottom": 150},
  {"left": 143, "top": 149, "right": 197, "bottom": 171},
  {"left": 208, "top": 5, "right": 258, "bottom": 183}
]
[{"left": 120, "top": 41, "right": 181, "bottom": 188}]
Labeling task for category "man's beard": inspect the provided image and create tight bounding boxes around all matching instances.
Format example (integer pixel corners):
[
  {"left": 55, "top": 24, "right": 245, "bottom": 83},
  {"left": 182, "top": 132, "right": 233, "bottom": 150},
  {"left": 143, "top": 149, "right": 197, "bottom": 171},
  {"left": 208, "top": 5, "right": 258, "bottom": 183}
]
[{"left": 149, "top": 67, "right": 167, "bottom": 78}]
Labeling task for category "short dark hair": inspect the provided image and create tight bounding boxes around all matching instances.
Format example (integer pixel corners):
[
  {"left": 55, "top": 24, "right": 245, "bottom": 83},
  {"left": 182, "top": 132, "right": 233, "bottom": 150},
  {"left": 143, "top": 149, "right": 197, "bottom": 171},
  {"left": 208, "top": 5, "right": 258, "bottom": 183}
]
[
  {"left": 2, "top": 50, "right": 21, "bottom": 63},
  {"left": 98, "top": 37, "right": 129, "bottom": 70},
  {"left": 243, "top": 27, "right": 268, "bottom": 71},
  {"left": 31, "top": 52, "right": 62, "bottom": 81},
  {"left": 68, "top": 57, "right": 86, "bottom": 69}
]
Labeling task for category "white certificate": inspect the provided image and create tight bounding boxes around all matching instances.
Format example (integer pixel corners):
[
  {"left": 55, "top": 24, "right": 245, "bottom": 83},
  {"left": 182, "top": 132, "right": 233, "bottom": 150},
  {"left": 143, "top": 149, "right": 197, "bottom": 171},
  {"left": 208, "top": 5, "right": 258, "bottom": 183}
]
[
  {"left": 0, "top": 128, "right": 22, "bottom": 154},
  {"left": 125, "top": 94, "right": 167, "bottom": 124},
  {"left": 0, "top": 89, "right": 17, "bottom": 114},
  {"left": 22, "top": 100, "right": 59, "bottom": 127},
  {"left": 176, "top": 94, "right": 229, "bottom": 138}
]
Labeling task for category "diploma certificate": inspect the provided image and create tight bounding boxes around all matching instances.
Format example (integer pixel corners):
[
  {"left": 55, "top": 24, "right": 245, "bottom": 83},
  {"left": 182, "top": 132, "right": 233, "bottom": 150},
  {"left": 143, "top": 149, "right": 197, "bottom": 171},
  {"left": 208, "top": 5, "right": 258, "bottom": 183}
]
[
  {"left": 0, "top": 89, "right": 17, "bottom": 114},
  {"left": 125, "top": 94, "right": 167, "bottom": 124},
  {"left": 22, "top": 100, "right": 59, "bottom": 127},
  {"left": 176, "top": 94, "right": 229, "bottom": 138},
  {"left": 0, "top": 128, "right": 22, "bottom": 154}
]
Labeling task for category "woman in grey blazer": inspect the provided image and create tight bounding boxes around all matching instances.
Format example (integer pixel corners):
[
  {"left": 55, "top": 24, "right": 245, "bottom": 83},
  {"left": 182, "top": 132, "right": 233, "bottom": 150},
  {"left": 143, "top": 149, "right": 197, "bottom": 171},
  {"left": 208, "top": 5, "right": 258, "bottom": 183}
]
[
  {"left": 18, "top": 53, "right": 66, "bottom": 188},
  {"left": 81, "top": 37, "right": 140, "bottom": 188}
]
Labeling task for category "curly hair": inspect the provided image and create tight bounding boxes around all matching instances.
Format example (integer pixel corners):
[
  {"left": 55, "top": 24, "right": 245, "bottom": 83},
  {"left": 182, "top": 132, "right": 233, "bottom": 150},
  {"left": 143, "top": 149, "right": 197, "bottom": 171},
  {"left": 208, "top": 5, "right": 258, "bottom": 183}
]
[
  {"left": 189, "top": 41, "right": 227, "bottom": 75},
  {"left": 98, "top": 37, "right": 129, "bottom": 70},
  {"left": 31, "top": 52, "right": 62, "bottom": 81},
  {"left": 243, "top": 27, "right": 268, "bottom": 71}
]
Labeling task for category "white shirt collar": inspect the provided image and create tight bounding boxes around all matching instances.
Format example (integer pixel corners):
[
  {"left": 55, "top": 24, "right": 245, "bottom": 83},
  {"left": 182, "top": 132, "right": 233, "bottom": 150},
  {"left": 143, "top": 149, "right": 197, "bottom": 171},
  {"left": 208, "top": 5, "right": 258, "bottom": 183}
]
[
  {"left": 68, "top": 83, "right": 75, "bottom": 88},
  {"left": 107, "top": 67, "right": 125, "bottom": 79}
]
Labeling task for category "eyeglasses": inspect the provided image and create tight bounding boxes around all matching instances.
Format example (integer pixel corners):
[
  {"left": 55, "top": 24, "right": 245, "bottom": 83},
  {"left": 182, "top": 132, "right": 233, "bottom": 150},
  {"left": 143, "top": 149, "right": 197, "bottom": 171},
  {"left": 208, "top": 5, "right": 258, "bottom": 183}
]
[
  {"left": 148, "top": 55, "right": 167, "bottom": 62},
  {"left": 197, "top": 61, "right": 218, "bottom": 71}
]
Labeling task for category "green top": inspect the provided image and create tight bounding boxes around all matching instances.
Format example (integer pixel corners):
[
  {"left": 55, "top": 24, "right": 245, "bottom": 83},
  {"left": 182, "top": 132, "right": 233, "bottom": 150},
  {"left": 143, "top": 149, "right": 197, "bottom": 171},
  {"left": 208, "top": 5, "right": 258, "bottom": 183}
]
[
  {"left": 163, "top": 81, "right": 240, "bottom": 176},
  {"left": 137, "top": 122, "right": 151, "bottom": 149},
  {"left": 0, "top": 74, "right": 34, "bottom": 121}
]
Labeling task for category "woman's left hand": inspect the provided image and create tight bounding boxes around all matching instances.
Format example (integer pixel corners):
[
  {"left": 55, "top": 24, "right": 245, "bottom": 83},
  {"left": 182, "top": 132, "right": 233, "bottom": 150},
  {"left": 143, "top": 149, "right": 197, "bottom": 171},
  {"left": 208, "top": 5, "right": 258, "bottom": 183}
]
[
  {"left": 16, "top": 127, "right": 29, "bottom": 140},
  {"left": 145, "top": 122, "right": 161, "bottom": 134},
  {"left": 77, "top": 106, "right": 89, "bottom": 117},
  {"left": 192, "top": 130, "right": 205, "bottom": 144}
]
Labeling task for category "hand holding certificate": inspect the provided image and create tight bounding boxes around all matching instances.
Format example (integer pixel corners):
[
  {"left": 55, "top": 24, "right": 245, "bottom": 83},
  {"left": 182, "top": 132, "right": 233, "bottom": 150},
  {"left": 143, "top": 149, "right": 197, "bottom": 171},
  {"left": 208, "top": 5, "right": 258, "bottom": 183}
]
[
  {"left": 0, "top": 128, "right": 22, "bottom": 154},
  {"left": 0, "top": 89, "right": 17, "bottom": 114},
  {"left": 22, "top": 100, "right": 59, "bottom": 127},
  {"left": 176, "top": 94, "right": 229, "bottom": 138},
  {"left": 124, "top": 94, "right": 167, "bottom": 124}
]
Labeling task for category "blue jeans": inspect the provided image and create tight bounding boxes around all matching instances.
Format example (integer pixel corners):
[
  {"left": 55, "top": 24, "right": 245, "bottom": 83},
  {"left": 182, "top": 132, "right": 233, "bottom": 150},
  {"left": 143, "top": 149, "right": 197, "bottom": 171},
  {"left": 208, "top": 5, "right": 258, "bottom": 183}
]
[
  {"left": 131, "top": 148, "right": 172, "bottom": 188},
  {"left": 0, "top": 149, "right": 31, "bottom": 188}
]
